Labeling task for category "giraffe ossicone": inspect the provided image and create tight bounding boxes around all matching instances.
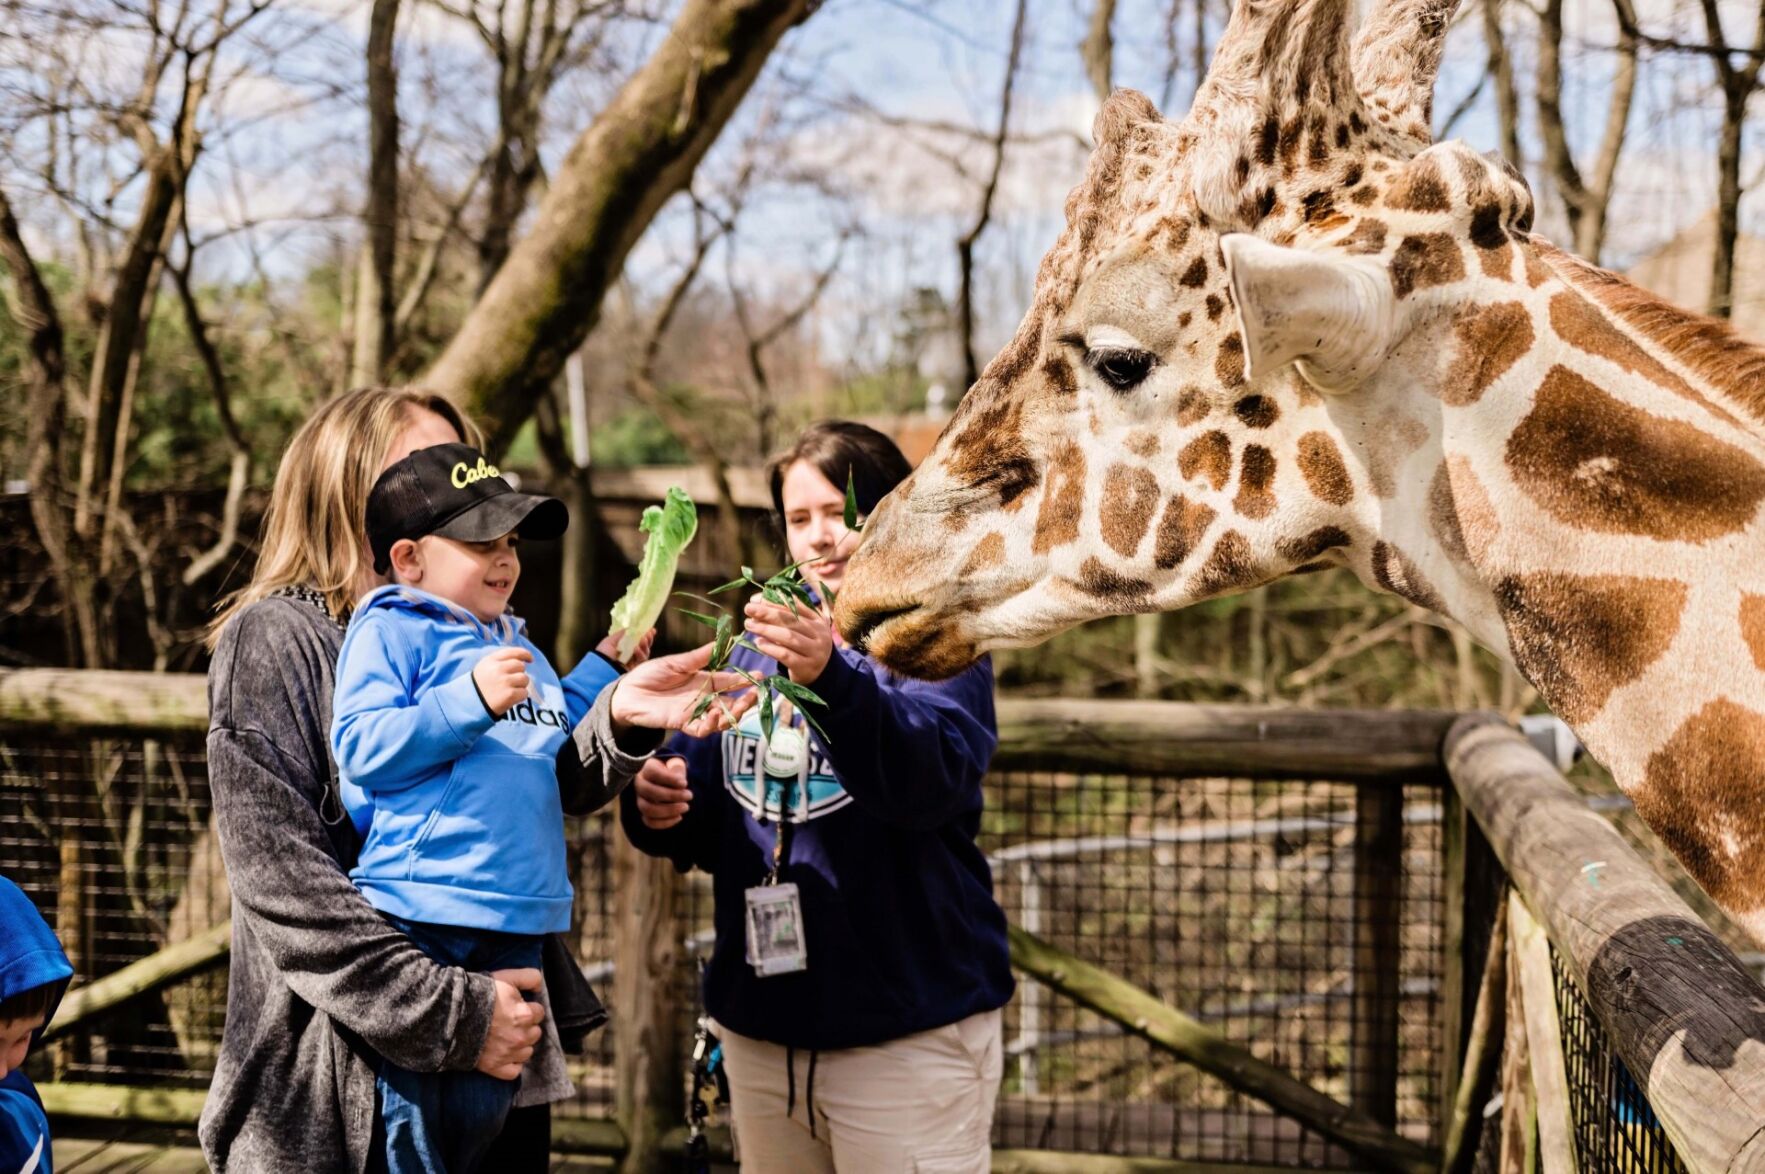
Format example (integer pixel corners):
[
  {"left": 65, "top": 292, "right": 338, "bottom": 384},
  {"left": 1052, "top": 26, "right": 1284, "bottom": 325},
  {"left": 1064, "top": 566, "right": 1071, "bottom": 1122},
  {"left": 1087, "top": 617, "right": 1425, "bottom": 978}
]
[{"left": 833, "top": 0, "right": 1765, "bottom": 937}]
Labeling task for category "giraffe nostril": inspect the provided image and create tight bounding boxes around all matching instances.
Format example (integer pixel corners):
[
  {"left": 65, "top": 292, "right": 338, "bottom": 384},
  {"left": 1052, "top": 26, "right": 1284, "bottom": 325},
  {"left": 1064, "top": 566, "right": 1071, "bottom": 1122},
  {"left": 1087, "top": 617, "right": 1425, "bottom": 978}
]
[{"left": 841, "top": 602, "right": 921, "bottom": 655}]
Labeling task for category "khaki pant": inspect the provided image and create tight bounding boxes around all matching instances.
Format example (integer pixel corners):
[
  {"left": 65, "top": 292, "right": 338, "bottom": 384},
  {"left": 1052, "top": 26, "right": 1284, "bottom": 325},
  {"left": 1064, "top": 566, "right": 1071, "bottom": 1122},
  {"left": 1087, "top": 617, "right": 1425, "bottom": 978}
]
[{"left": 713, "top": 1009, "right": 1002, "bottom": 1173}]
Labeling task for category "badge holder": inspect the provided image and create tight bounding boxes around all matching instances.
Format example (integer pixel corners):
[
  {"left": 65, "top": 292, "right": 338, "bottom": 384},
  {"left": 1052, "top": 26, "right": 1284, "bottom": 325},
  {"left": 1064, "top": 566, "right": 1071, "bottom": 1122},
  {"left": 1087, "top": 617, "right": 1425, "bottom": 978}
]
[{"left": 744, "top": 719, "right": 810, "bottom": 977}]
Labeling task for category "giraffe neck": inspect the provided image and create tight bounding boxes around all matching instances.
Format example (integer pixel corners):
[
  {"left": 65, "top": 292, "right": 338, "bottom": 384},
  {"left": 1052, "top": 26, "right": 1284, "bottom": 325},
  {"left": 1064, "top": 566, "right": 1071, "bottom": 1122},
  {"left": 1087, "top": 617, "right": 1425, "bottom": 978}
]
[{"left": 1344, "top": 239, "right": 1765, "bottom": 929}]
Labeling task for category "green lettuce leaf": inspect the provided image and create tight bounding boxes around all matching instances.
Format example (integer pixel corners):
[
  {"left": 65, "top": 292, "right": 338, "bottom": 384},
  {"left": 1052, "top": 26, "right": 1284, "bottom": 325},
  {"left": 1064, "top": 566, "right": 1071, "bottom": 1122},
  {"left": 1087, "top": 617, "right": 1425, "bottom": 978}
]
[{"left": 607, "top": 487, "right": 698, "bottom": 661}]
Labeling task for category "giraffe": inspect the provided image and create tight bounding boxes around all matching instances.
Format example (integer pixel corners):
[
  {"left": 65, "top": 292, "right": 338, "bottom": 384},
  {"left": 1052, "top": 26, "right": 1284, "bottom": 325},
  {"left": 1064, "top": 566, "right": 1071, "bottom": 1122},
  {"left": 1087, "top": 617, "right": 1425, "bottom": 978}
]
[{"left": 833, "top": 0, "right": 1765, "bottom": 939}]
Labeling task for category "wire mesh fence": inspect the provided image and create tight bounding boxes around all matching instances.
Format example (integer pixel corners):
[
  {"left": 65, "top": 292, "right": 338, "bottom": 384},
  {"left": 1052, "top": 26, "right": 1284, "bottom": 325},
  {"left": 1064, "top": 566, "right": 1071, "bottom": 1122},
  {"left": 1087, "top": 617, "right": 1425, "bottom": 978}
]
[{"left": 1552, "top": 942, "right": 1687, "bottom": 1173}]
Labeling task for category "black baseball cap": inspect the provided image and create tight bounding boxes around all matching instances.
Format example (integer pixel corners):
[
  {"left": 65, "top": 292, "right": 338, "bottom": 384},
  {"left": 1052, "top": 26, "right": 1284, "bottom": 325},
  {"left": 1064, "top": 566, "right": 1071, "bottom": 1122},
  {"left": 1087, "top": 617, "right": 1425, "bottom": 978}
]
[{"left": 367, "top": 443, "right": 568, "bottom": 574}]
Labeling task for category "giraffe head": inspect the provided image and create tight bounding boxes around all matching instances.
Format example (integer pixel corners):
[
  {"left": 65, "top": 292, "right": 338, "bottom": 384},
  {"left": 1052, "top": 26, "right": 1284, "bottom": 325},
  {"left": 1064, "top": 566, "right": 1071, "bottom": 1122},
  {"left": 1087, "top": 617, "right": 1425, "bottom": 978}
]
[{"left": 835, "top": 0, "right": 1538, "bottom": 677}]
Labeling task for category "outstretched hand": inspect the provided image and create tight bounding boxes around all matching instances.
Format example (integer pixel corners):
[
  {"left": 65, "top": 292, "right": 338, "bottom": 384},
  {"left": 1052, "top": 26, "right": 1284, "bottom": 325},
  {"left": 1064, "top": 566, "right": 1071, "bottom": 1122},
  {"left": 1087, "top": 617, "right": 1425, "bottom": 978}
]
[{"left": 609, "top": 642, "right": 756, "bottom": 738}]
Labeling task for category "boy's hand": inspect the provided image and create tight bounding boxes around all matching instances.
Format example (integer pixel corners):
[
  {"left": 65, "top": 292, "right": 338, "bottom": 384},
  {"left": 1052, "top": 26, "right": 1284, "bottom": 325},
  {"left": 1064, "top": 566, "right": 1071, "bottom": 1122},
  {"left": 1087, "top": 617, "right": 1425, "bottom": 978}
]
[
  {"left": 473, "top": 647, "right": 533, "bottom": 716},
  {"left": 597, "top": 627, "right": 656, "bottom": 670}
]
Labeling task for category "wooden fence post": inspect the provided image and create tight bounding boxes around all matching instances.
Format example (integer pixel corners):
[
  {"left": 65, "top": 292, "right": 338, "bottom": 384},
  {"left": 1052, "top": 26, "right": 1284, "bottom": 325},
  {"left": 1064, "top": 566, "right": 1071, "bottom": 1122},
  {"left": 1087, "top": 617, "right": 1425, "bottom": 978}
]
[
  {"left": 613, "top": 835, "right": 683, "bottom": 1174},
  {"left": 1350, "top": 782, "right": 1403, "bottom": 1126}
]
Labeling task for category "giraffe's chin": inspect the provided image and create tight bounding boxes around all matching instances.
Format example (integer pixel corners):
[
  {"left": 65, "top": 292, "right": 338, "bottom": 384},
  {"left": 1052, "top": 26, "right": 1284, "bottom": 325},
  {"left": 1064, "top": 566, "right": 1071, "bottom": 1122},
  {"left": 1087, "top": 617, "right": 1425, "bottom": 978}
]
[{"left": 836, "top": 598, "right": 980, "bottom": 682}]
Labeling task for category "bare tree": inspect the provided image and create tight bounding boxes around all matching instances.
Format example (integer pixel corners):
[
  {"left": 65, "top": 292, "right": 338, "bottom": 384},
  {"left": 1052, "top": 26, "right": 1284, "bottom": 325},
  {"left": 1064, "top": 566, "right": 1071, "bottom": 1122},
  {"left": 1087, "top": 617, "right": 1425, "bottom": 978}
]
[
  {"left": 1483, "top": 0, "right": 1522, "bottom": 168},
  {"left": 1083, "top": 0, "right": 1117, "bottom": 103},
  {"left": 1538, "top": 0, "right": 1638, "bottom": 263},
  {"left": 956, "top": 0, "right": 1029, "bottom": 393},
  {"left": 351, "top": 0, "right": 402, "bottom": 386},
  {"left": 1695, "top": 0, "right": 1765, "bottom": 318},
  {"left": 424, "top": 0, "right": 821, "bottom": 455}
]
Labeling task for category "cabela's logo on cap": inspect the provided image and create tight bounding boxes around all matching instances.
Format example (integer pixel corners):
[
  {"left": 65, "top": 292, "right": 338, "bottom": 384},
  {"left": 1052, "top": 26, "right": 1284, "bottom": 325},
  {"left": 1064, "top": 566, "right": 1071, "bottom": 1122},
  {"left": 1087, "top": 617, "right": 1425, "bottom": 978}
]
[{"left": 451, "top": 457, "right": 501, "bottom": 488}]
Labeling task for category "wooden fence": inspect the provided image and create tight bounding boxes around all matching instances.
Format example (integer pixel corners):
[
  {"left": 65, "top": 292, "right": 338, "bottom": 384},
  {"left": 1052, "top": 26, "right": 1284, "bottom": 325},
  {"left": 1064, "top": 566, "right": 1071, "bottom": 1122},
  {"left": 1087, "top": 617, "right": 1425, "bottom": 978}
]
[{"left": 4, "top": 669, "right": 1763, "bottom": 1172}]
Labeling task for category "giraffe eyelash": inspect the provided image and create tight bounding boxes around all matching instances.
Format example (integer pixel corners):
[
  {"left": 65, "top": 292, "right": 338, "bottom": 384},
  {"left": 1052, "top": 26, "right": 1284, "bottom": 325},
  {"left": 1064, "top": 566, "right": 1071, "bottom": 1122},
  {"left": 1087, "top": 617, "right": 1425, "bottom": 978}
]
[{"left": 1083, "top": 345, "right": 1158, "bottom": 391}]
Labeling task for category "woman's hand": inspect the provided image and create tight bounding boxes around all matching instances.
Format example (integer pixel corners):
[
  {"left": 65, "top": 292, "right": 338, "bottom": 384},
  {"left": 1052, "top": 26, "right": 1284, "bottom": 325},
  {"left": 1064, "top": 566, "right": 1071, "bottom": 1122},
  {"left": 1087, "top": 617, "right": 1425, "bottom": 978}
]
[
  {"left": 609, "top": 643, "right": 756, "bottom": 738},
  {"left": 632, "top": 755, "right": 692, "bottom": 829},
  {"left": 744, "top": 595, "right": 834, "bottom": 685},
  {"left": 597, "top": 627, "right": 656, "bottom": 670},
  {"left": 475, "top": 968, "right": 544, "bottom": 1080}
]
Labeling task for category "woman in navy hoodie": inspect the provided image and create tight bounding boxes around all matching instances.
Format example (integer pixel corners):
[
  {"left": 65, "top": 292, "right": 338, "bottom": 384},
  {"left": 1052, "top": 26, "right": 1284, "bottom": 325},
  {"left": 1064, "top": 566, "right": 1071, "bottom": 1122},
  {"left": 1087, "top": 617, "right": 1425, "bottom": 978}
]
[{"left": 621, "top": 421, "right": 1012, "bottom": 1174}]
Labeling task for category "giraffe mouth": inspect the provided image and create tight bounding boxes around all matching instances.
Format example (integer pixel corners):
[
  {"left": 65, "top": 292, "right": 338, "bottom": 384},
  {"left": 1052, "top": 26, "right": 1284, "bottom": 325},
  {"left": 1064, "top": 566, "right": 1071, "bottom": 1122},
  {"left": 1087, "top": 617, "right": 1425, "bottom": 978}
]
[{"left": 838, "top": 600, "right": 922, "bottom": 656}]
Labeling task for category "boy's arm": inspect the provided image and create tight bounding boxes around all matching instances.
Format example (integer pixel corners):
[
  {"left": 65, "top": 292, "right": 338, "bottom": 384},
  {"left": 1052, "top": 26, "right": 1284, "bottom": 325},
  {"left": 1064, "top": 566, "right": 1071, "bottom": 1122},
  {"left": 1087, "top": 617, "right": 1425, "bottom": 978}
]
[
  {"left": 330, "top": 613, "right": 495, "bottom": 792},
  {"left": 208, "top": 605, "right": 495, "bottom": 1073},
  {"left": 559, "top": 649, "right": 622, "bottom": 730},
  {"left": 805, "top": 650, "right": 998, "bottom": 831}
]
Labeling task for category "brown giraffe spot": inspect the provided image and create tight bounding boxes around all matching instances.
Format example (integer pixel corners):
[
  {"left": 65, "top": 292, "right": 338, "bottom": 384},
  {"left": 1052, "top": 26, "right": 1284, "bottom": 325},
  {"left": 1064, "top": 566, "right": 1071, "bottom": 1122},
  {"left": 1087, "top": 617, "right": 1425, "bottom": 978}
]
[
  {"left": 1335, "top": 122, "right": 1351, "bottom": 149},
  {"left": 1443, "top": 456, "right": 1500, "bottom": 565},
  {"left": 1176, "top": 386, "right": 1211, "bottom": 425},
  {"left": 1391, "top": 233, "right": 1466, "bottom": 298},
  {"left": 1233, "top": 154, "right": 1251, "bottom": 186},
  {"left": 1256, "top": 115, "right": 1279, "bottom": 166},
  {"left": 1634, "top": 701, "right": 1765, "bottom": 910},
  {"left": 1297, "top": 431, "right": 1353, "bottom": 505},
  {"left": 1233, "top": 445, "right": 1278, "bottom": 520},
  {"left": 1031, "top": 441, "right": 1086, "bottom": 554},
  {"left": 1205, "top": 294, "right": 1225, "bottom": 321},
  {"left": 1742, "top": 595, "right": 1765, "bottom": 672},
  {"left": 1233, "top": 395, "right": 1279, "bottom": 428},
  {"left": 1550, "top": 290, "right": 1749, "bottom": 429},
  {"left": 1124, "top": 430, "right": 1160, "bottom": 458},
  {"left": 1042, "top": 353, "right": 1078, "bottom": 397},
  {"left": 942, "top": 393, "right": 1039, "bottom": 509},
  {"left": 1180, "top": 255, "right": 1209, "bottom": 287},
  {"left": 1278, "top": 117, "right": 1303, "bottom": 173},
  {"left": 1277, "top": 525, "right": 1351, "bottom": 563},
  {"left": 1523, "top": 246, "right": 1552, "bottom": 288},
  {"left": 1507, "top": 366, "right": 1765, "bottom": 542},
  {"left": 1216, "top": 336, "right": 1246, "bottom": 387},
  {"left": 1179, "top": 431, "right": 1233, "bottom": 491},
  {"left": 1239, "top": 187, "right": 1277, "bottom": 224},
  {"left": 1384, "top": 157, "right": 1450, "bottom": 212},
  {"left": 1343, "top": 219, "right": 1387, "bottom": 255},
  {"left": 1077, "top": 556, "right": 1153, "bottom": 602},
  {"left": 1153, "top": 494, "right": 1216, "bottom": 569},
  {"left": 1192, "top": 529, "right": 1263, "bottom": 598},
  {"left": 1302, "top": 190, "right": 1336, "bottom": 224},
  {"left": 1441, "top": 301, "right": 1533, "bottom": 406},
  {"left": 1468, "top": 203, "right": 1515, "bottom": 280},
  {"left": 1101, "top": 464, "right": 1161, "bottom": 558},
  {"left": 959, "top": 532, "right": 1005, "bottom": 576},
  {"left": 1494, "top": 571, "right": 1687, "bottom": 724},
  {"left": 942, "top": 507, "right": 970, "bottom": 533},
  {"left": 1349, "top": 187, "right": 1378, "bottom": 207},
  {"left": 1342, "top": 162, "right": 1363, "bottom": 187},
  {"left": 1372, "top": 541, "right": 1445, "bottom": 612},
  {"left": 1542, "top": 239, "right": 1765, "bottom": 424}
]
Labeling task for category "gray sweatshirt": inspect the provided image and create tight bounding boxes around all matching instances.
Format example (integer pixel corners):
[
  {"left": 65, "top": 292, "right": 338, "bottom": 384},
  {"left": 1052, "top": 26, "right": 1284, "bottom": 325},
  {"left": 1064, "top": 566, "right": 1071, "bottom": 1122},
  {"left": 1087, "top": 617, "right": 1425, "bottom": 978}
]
[{"left": 199, "top": 590, "right": 646, "bottom": 1172}]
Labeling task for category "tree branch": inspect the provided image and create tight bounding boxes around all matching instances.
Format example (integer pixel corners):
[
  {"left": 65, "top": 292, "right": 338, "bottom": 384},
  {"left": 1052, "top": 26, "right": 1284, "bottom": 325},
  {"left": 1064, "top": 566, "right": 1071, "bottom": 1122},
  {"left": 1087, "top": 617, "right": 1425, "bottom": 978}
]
[{"left": 957, "top": 0, "right": 1028, "bottom": 392}]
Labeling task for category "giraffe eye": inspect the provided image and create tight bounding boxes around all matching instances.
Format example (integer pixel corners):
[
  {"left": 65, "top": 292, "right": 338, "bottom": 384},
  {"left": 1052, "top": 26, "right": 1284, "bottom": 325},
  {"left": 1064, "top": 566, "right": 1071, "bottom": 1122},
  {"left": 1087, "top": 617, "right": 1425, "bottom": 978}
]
[{"left": 1085, "top": 346, "right": 1157, "bottom": 391}]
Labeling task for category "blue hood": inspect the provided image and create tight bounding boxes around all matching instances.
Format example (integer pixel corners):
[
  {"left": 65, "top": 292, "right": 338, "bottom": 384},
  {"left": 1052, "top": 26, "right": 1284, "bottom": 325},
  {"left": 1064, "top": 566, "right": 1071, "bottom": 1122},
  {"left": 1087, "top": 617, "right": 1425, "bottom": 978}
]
[{"left": 0, "top": 878, "right": 71, "bottom": 1034}]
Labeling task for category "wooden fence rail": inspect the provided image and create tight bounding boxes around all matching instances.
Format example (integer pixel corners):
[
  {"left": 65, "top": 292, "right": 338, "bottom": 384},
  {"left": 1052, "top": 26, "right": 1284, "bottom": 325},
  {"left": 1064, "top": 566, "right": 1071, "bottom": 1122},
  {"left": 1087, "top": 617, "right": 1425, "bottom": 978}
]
[{"left": 1445, "top": 713, "right": 1765, "bottom": 1173}]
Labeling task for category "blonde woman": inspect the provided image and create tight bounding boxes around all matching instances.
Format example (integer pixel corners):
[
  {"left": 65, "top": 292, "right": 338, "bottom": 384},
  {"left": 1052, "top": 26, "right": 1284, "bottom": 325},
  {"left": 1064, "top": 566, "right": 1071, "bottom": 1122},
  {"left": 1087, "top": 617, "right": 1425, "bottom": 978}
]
[{"left": 201, "top": 387, "right": 745, "bottom": 1172}]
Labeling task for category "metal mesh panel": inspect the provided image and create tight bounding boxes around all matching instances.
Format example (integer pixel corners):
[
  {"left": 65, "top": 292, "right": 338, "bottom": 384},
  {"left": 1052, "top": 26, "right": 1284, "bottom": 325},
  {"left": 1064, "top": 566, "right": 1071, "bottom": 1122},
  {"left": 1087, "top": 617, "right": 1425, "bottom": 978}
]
[
  {"left": 1552, "top": 943, "right": 1688, "bottom": 1173},
  {"left": 4, "top": 730, "right": 1448, "bottom": 1166}
]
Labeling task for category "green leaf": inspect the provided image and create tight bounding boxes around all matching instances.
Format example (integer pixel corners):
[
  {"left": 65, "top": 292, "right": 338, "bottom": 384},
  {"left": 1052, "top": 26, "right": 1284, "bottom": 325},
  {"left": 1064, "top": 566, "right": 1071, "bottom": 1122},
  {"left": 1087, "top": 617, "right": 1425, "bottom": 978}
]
[
  {"left": 679, "top": 609, "right": 723, "bottom": 630},
  {"left": 758, "top": 689, "right": 775, "bottom": 743},
  {"left": 711, "top": 613, "right": 735, "bottom": 668},
  {"left": 606, "top": 488, "right": 698, "bottom": 660},
  {"left": 844, "top": 467, "right": 862, "bottom": 532},
  {"left": 690, "top": 691, "right": 715, "bottom": 721},
  {"left": 708, "top": 576, "right": 747, "bottom": 595},
  {"left": 770, "top": 678, "right": 826, "bottom": 709}
]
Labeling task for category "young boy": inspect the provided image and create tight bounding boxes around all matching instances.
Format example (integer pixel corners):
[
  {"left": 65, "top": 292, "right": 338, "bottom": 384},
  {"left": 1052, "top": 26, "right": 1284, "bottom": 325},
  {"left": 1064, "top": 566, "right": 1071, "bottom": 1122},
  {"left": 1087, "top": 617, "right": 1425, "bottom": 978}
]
[
  {"left": 0, "top": 876, "right": 74, "bottom": 1174},
  {"left": 331, "top": 442, "right": 641, "bottom": 1174}
]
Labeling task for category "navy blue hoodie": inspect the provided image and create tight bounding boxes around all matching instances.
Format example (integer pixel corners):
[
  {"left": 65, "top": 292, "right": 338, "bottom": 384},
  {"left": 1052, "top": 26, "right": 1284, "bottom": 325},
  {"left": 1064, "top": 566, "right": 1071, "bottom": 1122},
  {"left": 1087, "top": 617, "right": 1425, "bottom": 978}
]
[
  {"left": 0, "top": 877, "right": 72, "bottom": 1174},
  {"left": 620, "top": 643, "right": 1013, "bottom": 1050}
]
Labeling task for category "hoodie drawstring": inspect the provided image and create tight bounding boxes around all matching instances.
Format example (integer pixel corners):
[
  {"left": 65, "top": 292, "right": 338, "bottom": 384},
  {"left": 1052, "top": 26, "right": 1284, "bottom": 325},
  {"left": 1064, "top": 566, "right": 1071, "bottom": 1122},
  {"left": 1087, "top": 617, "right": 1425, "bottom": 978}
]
[{"left": 784, "top": 1045, "right": 821, "bottom": 1140}]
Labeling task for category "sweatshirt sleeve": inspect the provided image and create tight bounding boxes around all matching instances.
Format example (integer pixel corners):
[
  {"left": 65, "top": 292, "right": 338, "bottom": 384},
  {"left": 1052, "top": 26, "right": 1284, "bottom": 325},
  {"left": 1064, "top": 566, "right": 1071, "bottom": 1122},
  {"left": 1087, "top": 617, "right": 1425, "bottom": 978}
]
[
  {"left": 208, "top": 603, "right": 495, "bottom": 1073},
  {"left": 618, "top": 729, "right": 725, "bottom": 874},
  {"left": 554, "top": 685, "right": 662, "bottom": 815},
  {"left": 330, "top": 612, "right": 494, "bottom": 793},
  {"left": 803, "top": 649, "right": 998, "bottom": 831},
  {"left": 560, "top": 651, "right": 622, "bottom": 729}
]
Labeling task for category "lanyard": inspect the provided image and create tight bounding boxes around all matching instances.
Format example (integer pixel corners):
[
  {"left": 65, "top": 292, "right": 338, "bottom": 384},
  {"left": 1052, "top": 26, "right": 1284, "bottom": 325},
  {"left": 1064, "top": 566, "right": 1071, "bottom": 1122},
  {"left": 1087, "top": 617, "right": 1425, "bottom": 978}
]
[{"left": 765, "top": 715, "right": 811, "bottom": 885}]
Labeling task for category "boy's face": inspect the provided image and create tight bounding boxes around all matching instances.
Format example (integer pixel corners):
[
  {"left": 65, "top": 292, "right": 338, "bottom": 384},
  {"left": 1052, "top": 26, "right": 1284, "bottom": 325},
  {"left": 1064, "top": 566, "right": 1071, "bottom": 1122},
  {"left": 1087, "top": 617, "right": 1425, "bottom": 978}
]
[
  {"left": 0, "top": 1014, "right": 44, "bottom": 1080},
  {"left": 391, "top": 532, "right": 520, "bottom": 624}
]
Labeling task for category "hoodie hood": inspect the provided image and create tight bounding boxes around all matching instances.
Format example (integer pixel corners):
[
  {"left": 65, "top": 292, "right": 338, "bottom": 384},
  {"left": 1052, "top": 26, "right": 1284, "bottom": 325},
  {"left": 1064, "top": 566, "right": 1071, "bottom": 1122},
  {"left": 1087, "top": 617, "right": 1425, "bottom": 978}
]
[{"left": 0, "top": 878, "right": 72, "bottom": 1039}]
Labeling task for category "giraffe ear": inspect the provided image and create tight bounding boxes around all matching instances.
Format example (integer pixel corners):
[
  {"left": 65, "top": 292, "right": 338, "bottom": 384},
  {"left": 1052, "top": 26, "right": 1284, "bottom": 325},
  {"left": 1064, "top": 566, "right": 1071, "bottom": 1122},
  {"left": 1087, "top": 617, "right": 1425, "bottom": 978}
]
[{"left": 1218, "top": 234, "right": 1397, "bottom": 393}]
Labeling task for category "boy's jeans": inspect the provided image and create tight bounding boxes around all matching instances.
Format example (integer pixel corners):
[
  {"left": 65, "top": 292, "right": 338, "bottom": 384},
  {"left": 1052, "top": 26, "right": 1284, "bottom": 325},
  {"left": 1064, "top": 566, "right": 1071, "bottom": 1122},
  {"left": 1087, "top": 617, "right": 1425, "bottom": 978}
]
[{"left": 371, "top": 914, "right": 543, "bottom": 1174}]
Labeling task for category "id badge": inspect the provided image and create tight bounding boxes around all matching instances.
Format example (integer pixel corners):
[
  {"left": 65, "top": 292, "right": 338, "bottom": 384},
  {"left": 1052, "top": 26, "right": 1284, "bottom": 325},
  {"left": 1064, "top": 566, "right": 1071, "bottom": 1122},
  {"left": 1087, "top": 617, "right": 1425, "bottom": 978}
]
[{"left": 744, "top": 882, "right": 808, "bottom": 976}]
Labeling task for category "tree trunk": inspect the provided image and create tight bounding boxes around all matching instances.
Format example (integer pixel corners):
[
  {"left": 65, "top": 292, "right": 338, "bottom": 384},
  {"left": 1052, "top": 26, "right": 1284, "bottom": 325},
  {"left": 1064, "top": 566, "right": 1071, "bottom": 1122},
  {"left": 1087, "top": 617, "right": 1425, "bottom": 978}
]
[
  {"left": 351, "top": 0, "right": 401, "bottom": 387},
  {"left": 612, "top": 836, "right": 682, "bottom": 1174},
  {"left": 1082, "top": 0, "right": 1117, "bottom": 103},
  {"left": 423, "top": 0, "right": 818, "bottom": 456},
  {"left": 957, "top": 0, "right": 1029, "bottom": 393},
  {"left": 1710, "top": 81, "right": 1746, "bottom": 319},
  {"left": 1483, "top": 0, "right": 1522, "bottom": 169},
  {"left": 1574, "top": 0, "right": 1638, "bottom": 262}
]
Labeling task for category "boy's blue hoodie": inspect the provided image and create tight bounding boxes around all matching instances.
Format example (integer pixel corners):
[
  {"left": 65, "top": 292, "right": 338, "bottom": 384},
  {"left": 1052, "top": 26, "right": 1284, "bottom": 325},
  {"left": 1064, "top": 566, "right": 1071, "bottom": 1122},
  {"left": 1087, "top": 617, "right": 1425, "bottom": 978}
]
[
  {"left": 620, "top": 642, "right": 1013, "bottom": 1051},
  {"left": 0, "top": 877, "right": 73, "bottom": 1174},
  {"left": 331, "top": 585, "right": 621, "bottom": 935}
]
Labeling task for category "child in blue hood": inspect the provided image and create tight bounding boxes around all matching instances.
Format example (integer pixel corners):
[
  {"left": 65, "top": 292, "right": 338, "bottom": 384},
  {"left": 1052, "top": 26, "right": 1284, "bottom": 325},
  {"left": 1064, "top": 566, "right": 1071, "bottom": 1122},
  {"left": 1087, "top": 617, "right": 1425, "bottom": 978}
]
[
  {"left": 0, "top": 876, "right": 74, "bottom": 1174},
  {"left": 330, "top": 442, "right": 637, "bottom": 1174}
]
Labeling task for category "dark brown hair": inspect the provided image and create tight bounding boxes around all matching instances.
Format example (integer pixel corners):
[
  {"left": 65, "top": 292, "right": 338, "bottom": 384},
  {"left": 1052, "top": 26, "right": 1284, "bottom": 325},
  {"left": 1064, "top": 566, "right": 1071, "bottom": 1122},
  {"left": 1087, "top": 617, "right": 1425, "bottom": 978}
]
[
  {"left": 767, "top": 420, "right": 912, "bottom": 522},
  {"left": 0, "top": 979, "right": 60, "bottom": 1025}
]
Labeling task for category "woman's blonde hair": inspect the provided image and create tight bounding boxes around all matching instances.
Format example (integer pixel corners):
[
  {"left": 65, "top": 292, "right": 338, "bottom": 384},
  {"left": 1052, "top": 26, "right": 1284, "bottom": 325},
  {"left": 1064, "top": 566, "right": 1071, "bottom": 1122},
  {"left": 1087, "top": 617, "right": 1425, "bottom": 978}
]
[{"left": 207, "top": 387, "right": 481, "bottom": 647}]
